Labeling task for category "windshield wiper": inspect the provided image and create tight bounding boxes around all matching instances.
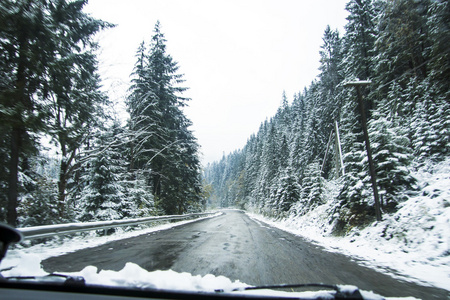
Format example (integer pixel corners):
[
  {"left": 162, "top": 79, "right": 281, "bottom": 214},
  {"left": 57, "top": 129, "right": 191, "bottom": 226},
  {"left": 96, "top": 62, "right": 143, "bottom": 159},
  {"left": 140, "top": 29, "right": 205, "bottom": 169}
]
[
  {"left": 216, "top": 283, "right": 364, "bottom": 299},
  {"left": 4, "top": 273, "right": 86, "bottom": 286}
]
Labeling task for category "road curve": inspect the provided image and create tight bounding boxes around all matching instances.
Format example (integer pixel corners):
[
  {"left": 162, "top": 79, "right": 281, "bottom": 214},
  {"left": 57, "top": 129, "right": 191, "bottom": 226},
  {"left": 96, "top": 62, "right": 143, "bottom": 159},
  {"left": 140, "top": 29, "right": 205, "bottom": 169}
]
[{"left": 42, "top": 210, "right": 448, "bottom": 299}]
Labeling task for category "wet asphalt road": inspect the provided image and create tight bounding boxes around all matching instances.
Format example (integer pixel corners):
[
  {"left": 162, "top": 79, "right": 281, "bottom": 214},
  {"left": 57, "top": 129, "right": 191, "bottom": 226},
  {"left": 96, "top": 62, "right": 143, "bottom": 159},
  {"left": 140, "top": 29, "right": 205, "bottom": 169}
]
[{"left": 42, "top": 210, "right": 448, "bottom": 299}]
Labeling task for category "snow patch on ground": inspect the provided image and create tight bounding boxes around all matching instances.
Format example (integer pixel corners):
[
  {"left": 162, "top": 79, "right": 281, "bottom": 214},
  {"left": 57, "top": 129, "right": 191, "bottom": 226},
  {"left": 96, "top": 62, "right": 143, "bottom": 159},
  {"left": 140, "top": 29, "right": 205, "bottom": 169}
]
[
  {"left": 0, "top": 211, "right": 416, "bottom": 299},
  {"left": 1, "top": 213, "right": 250, "bottom": 293},
  {"left": 1, "top": 212, "right": 253, "bottom": 293},
  {"left": 2, "top": 259, "right": 411, "bottom": 299},
  {"left": 73, "top": 263, "right": 248, "bottom": 292},
  {"left": 248, "top": 158, "right": 450, "bottom": 291},
  {"left": 1, "top": 213, "right": 222, "bottom": 274}
]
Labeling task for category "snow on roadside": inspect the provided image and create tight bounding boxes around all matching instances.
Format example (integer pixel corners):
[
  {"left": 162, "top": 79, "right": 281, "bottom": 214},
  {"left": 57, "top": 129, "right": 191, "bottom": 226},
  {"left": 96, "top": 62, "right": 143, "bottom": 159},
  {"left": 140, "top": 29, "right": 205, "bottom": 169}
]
[
  {"left": 247, "top": 158, "right": 450, "bottom": 291},
  {"left": 0, "top": 211, "right": 419, "bottom": 298},
  {"left": 70, "top": 263, "right": 248, "bottom": 292},
  {"left": 1, "top": 258, "right": 410, "bottom": 299},
  {"left": 1, "top": 212, "right": 252, "bottom": 293},
  {"left": 1, "top": 212, "right": 222, "bottom": 275}
]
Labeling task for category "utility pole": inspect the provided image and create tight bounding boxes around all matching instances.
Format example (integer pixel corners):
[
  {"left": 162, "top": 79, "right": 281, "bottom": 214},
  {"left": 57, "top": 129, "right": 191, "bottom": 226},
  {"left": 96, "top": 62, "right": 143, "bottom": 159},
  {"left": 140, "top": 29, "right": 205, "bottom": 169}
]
[
  {"left": 344, "top": 80, "right": 382, "bottom": 221},
  {"left": 334, "top": 120, "right": 345, "bottom": 177},
  {"left": 321, "top": 121, "right": 345, "bottom": 178},
  {"left": 321, "top": 130, "right": 334, "bottom": 175}
]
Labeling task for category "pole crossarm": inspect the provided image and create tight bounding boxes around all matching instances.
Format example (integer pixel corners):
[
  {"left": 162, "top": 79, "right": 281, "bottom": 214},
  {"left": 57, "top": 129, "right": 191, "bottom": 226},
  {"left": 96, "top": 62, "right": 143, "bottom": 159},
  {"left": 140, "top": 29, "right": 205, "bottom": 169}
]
[{"left": 343, "top": 80, "right": 372, "bottom": 87}]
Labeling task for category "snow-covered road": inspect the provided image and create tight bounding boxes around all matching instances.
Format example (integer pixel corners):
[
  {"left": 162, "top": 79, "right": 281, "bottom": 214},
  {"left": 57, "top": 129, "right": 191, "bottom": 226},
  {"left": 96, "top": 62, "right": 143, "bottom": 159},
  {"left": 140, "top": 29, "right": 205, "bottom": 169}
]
[{"left": 41, "top": 210, "right": 447, "bottom": 299}]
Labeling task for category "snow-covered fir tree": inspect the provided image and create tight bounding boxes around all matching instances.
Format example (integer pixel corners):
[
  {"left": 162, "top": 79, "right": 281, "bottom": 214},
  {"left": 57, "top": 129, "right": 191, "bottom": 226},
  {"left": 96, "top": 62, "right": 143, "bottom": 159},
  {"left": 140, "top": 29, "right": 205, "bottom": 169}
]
[
  {"left": 79, "top": 131, "right": 124, "bottom": 222},
  {"left": 0, "top": 0, "right": 111, "bottom": 226},
  {"left": 275, "top": 169, "right": 301, "bottom": 214},
  {"left": 204, "top": 0, "right": 449, "bottom": 232},
  {"left": 127, "top": 21, "right": 202, "bottom": 215}
]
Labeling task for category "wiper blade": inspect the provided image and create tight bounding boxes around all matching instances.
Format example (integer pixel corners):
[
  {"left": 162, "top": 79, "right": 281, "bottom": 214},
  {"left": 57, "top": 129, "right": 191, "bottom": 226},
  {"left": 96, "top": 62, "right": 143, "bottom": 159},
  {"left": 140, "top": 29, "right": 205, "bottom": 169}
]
[
  {"left": 216, "top": 283, "right": 364, "bottom": 299},
  {"left": 4, "top": 273, "right": 85, "bottom": 286},
  {"left": 229, "top": 283, "right": 339, "bottom": 292}
]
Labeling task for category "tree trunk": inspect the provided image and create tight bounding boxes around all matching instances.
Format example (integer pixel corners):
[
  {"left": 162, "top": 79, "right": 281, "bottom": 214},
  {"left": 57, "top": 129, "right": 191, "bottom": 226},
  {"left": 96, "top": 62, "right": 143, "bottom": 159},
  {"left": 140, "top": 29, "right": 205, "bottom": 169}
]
[
  {"left": 6, "top": 127, "right": 21, "bottom": 226},
  {"left": 6, "top": 25, "right": 28, "bottom": 227},
  {"left": 57, "top": 159, "right": 68, "bottom": 219}
]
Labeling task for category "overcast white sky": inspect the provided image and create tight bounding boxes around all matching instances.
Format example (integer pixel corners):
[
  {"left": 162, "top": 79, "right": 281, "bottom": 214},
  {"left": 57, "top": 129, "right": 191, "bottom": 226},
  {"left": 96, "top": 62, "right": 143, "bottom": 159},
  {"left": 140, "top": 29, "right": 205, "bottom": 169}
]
[{"left": 84, "top": 0, "right": 349, "bottom": 165}]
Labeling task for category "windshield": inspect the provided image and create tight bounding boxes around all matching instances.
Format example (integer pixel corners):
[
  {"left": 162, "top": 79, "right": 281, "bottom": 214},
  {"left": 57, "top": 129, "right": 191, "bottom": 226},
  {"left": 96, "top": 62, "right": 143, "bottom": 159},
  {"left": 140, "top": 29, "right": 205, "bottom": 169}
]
[{"left": 0, "top": 0, "right": 449, "bottom": 300}]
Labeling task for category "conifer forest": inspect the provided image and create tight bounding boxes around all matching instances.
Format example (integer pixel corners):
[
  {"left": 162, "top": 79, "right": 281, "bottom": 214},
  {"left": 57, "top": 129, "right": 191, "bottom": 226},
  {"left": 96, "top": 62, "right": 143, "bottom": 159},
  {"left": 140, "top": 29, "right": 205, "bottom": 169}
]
[
  {"left": 203, "top": 0, "right": 449, "bottom": 233},
  {"left": 1, "top": 0, "right": 449, "bottom": 236},
  {"left": 0, "top": 1, "right": 202, "bottom": 227}
]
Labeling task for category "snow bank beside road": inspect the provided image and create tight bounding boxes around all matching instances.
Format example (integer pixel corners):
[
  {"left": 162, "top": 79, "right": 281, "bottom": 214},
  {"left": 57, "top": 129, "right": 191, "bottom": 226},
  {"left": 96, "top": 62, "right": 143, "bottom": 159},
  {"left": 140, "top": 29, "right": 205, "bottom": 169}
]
[
  {"left": 248, "top": 159, "right": 450, "bottom": 291},
  {"left": 2, "top": 257, "right": 409, "bottom": 299},
  {"left": 74, "top": 263, "right": 247, "bottom": 291},
  {"left": 1, "top": 210, "right": 420, "bottom": 298},
  {"left": 1, "top": 212, "right": 222, "bottom": 274},
  {"left": 1, "top": 212, "right": 251, "bottom": 293}
]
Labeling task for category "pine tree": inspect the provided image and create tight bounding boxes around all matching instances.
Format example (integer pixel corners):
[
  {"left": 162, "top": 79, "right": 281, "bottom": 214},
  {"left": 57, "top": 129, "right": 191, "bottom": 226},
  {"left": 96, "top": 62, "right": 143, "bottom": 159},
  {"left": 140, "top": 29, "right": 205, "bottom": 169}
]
[
  {"left": 301, "top": 83, "right": 327, "bottom": 165},
  {"left": 79, "top": 130, "right": 123, "bottom": 222},
  {"left": 49, "top": 39, "right": 110, "bottom": 220},
  {"left": 275, "top": 168, "right": 301, "bottom": 214},
  {"left": 410, "top": 82, "right": 450, "bottom": 161},
  {"left": 242, "top": 135, "right": 260, "bottom": 207},
  {"left": 332, "top": 0, "right": 381, "bottom": 230},
  {"left": 14, "top": 153, "right": 61, "bottom": 227},
  {"left": 427, "top": 0, "right": 450, "bottom": 99},
  {"left": 18, "top": 175, "right": 59, "bottom": 227},
  {"left": 300, "top": 162, "right": 325, "bottom": 211},
  {"left": 121, "top": 170, "right": 156, "bottom": 217},
  {"left": 343, "top": 0, "right": 378, "bottom": 81},
  {"left": 259, "top": 122, "right": 279, "bottom": 204},
  {"left": 374, "top": 0, "right": 431, "bottom": 103},
  {"left": 319, "top": 26, "right": 343, "bottom": 100},
  {"left": 289, "top": 93, "right": 307, "bottom": 174},
  {"left": 0, "top": 0, "right": 54, "bottom": 225},
  {"left": 107, "top": 119, "right": 157, "bottom": 218},
  {"left": 203, "top": 0, "right": 449, "bottom": 226},
  {"left": 127, "top": 22, "right": 202, "bottom": 215},
  {"left": 336, "top": 94, "right": 373, "bottom": 227},
  {"left": 369, "top": 112, "right": 416, "bottom": 210},
  {"left": 0, "top": 0, "right": 111, "bottom": 225}
]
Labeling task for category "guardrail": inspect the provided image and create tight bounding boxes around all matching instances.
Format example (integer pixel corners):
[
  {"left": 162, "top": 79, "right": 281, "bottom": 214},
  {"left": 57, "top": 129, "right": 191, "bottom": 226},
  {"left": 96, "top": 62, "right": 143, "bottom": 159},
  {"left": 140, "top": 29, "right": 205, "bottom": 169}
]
[{"left": 17, "top": 212, "right": 217, "bottom": 240}]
